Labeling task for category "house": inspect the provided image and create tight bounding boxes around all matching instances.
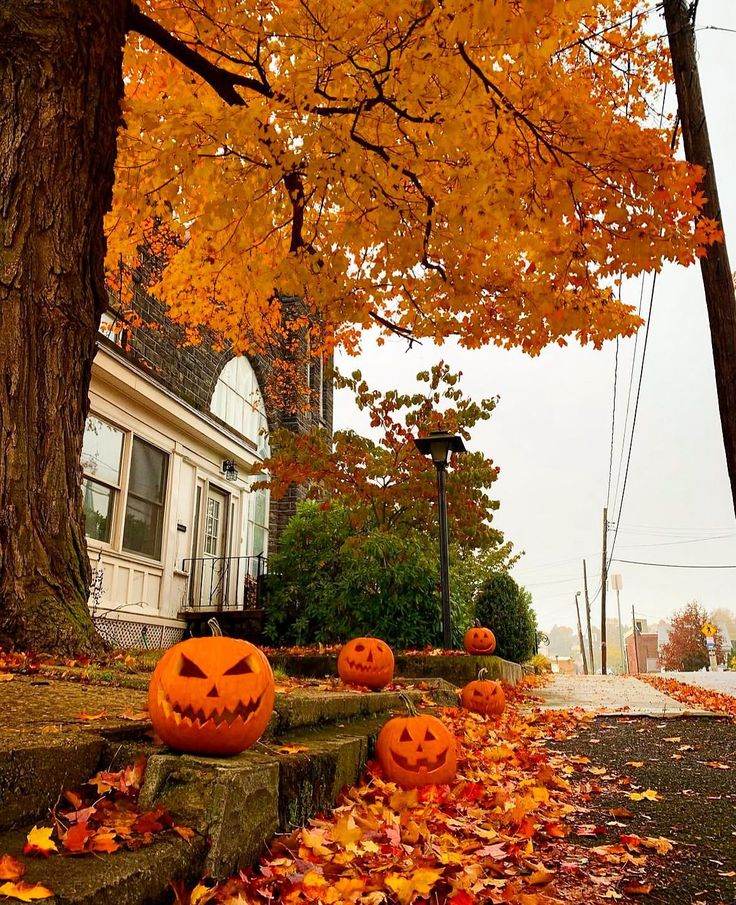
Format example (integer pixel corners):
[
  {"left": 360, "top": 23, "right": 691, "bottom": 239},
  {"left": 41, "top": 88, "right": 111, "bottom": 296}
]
[
  {"left": 83, "top": 272, "right": 331, "bottom": 649},
  {"left": 625, "top": 619, "right": 660, "bottom": 674}
]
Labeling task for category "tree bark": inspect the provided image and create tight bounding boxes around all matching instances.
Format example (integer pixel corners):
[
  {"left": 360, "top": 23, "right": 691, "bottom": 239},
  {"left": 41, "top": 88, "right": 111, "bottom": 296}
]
[{"left": 0, "top": 1, "right": 127, "bottom": 653}]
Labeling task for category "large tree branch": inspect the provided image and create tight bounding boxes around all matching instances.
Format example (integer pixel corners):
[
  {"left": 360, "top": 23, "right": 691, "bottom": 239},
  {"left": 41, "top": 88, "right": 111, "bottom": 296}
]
[{"left": 126, "top": 2, "right": 273, "bottom": 106}]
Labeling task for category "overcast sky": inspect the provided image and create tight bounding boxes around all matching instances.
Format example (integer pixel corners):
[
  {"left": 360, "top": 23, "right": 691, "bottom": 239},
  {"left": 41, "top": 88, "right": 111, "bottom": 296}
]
[{"left": 332, "top": 1, "right": 736, "bottom": 635}]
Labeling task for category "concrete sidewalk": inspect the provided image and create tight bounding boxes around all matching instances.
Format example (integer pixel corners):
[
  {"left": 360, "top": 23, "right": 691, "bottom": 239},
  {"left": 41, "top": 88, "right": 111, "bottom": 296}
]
[{"left": 533, "top": 674, "right": 717, "bottom": 716}]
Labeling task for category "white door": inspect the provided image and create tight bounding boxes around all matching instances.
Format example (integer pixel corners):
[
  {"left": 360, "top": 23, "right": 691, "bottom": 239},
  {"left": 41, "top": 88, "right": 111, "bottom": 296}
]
[{"left": 202, "top": 486, "right": 228, "bottom": 608}]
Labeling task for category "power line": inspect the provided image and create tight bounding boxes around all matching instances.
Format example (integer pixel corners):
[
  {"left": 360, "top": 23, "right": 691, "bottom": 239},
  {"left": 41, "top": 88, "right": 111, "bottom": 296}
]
[
  {"left": 613, "top": 558, "right": 736, "bottom": 569},
  {"left": 606, "top": 340, "right": 619, "bottom": 510}
]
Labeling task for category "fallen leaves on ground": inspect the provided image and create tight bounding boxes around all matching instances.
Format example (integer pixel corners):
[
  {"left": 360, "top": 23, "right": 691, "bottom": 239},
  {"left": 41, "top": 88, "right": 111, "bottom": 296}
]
[
  {"left": 0, "top": 755, "right": 192, "bottom": 887},
  {"left": 176, "top": 680, "right": 670, "bottom": 905},
  {"left": 641, "top": 675, "right": 736, "bottom": 719},
  {"left": 0, "top": 880, "right": 54, "bottom": 901}
]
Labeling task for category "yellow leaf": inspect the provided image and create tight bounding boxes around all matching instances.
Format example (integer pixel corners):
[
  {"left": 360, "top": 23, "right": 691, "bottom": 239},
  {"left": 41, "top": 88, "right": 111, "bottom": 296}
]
[
  {"left": 23, "top": 827, "right": 57, "bottom": 857},
  {"left": 628, "top": 789, "right": 661, "bottom": 801},
  {"left": 0, "top": 881, "right": 54, "bottom": 901},
  {"left": 331, "top": 815, "right": 362, "bottom": 849},
  {"left": 385, "top": 868, "right": 443, "bottom": 904}
]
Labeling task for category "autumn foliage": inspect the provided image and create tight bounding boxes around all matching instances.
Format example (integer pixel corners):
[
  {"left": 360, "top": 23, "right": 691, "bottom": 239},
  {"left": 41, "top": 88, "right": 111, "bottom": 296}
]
[
  {"left": 110, "top": 0, "right": 721, "bottom": 361},
  {"left": 658, "top": 601, "right": 726, "bottom": 671}
]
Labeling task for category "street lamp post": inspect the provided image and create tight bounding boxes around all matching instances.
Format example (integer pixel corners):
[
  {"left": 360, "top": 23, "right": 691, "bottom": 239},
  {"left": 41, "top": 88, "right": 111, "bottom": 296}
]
[
  {"left": 414, "top": 430, "right": 467, "bottom": 648},
  {"left": 575, "top": 591, "right": 589, "bottom": 675}
]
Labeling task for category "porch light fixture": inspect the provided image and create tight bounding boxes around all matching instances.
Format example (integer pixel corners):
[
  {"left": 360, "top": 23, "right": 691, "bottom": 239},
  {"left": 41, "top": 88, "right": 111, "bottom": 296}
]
[
  {"left": 414, "top": 430, "right": 467, "bottom": 648},
  {"left": 222, "top": 459, "right": 239, "bottom": 482}
]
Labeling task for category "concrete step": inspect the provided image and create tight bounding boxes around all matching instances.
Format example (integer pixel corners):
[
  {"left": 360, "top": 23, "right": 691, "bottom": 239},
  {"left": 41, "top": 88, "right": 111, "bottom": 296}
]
[
  {"left": 269, "top": 651, "right": 524, "bottom": 686},
  {"left": 0, "top": 826, "right": 206, "bottom": 905}
]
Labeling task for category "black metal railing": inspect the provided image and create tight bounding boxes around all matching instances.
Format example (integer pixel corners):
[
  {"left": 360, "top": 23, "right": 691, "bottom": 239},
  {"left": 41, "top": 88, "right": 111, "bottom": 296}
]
[{"left": 181, "top": 553, "right": 267, "bottom": 611}]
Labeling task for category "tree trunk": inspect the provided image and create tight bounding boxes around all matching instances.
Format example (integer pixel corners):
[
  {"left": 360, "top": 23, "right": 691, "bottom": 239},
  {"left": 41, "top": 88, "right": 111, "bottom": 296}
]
[{"left": 0, "top": 1, "right": 127, "bottom": 653}]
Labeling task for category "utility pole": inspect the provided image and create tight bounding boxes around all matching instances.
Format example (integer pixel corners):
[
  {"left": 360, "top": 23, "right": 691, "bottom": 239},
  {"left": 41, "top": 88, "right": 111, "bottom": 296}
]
[
  {"left": 664, "top": 0, "right": 736, "bottom": 516},
  {"left": 575, "top": 592, "right": 589, "bottom": 675},
  {"left": 601, "top": 507, "right": 608, "bottom": 674},
  {"left": 583, "top": 559, "right": 595, "bottom": 673},
  {"left": 631, "top": 605, "right": 640, "bottom": 675}
]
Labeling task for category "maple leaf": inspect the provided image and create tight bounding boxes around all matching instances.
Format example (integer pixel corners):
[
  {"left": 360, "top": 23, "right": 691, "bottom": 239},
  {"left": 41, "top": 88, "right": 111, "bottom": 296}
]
[
  {"left": 625, "top": 762, "right": 645, "bottom": 768},
  {"left": 119, "top": 708, "right": 149, "bottom": 721},
  {"left": 75, "top": 709, "right": 106, "bottom": 721},
  {"left": 386, "top": 867, "right": 443, "bottom": 905},
  {"left": 23, "top": 827, "right": 57, "bottom": 858},
  {"left": 0, "top": 856, "right": 25, "bottom": 881},
  {"left": 277, "top": 745, "right": 310, "bottom": 755},
  {"left": 90, "top": 830, "right": 120, "bottom": 854},
  {"left": 0, "top": 673, "right": 14, "bottom": 682},
  {"left": 628, "top": 790, "right": 661, "bottom": 802},
  {"left": 174, "top": 826, "right": 196, "bottom": 843},
  {"left": 623, "top": 881, "right": 654, "bottom": 895},
  {"left": 0, "top": 881, "right": 54, "bottom": 901},
  {"left": 330, "top": 815, "right": 362, "bottom": 849},
  {"left": 62, "top": 822, "right": 93, "bottom": 853}
]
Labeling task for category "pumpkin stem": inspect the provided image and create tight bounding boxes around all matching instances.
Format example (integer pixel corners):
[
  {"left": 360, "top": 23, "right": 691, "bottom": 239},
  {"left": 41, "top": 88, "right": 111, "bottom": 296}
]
[
  {"left": 475, "top": 619, "right": 482, "bottom": 628},
  {"left": 207, "top": 617, "right": 223, "bottom": 637},
  {"left": 477, "top": 667, "right": 488, "bottom": 681},
  {"left": 398, "top": 690, "right": 418, "bottom": 716}
]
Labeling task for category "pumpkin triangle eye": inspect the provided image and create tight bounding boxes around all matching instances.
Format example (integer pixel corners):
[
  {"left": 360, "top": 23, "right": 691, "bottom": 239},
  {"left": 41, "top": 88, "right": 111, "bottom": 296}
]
[
  {"left": 424, "top": 728, "right": 437, "bottom": 742},
  {"left": 400, "top": 727, "right": 412, "bottom": 742},
  {"left": 179, "top": 654, "right": 207, "bottom": 678},
  {"left": 223, "top": 656, "right": 255, "bottom": 676}
]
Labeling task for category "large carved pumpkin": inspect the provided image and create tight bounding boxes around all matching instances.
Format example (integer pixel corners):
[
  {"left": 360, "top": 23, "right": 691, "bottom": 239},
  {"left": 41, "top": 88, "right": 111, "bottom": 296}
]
[
  {"left": 338, "top": 637, "right": 394, "bottom": 689},
  {"left": 148, "top": 637, "right": 275, "bottom": 755},
  {"left": 464, "top": 624, "right": 496, "bottom": 656},
  {"left": 376, "top": 714, "right": 457, "bottom": 788},
  {"left": 460, "top": 677, "right": 506, "bottom": 717}
]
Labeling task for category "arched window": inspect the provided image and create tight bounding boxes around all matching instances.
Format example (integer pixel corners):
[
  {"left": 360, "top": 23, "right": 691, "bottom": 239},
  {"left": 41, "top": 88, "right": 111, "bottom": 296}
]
[{"left": 211, "top": 357, "right": 269, "bottom": 457}]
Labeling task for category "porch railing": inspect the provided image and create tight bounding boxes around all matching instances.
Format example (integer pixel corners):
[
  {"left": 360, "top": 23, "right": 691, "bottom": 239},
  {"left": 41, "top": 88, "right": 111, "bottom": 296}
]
[{"left": 181, "top": 553, "right": 267, "bottom": 611}]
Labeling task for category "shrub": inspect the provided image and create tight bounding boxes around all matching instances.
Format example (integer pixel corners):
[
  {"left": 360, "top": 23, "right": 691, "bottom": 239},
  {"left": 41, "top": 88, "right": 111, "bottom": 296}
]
[
  {"left": 474, "top": 572, "right": 537, "bottom": 663},
  {"left": 530, "top": 653, "right": 552, "bottom": 674},
  {"left": 265, "top": 503, "right": 443, "bottom": 648}
]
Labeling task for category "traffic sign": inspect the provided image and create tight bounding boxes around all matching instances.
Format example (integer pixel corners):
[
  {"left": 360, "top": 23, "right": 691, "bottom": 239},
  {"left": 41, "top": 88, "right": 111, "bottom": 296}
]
[{"left": 701, "top": 622, "right": 718, "bottom": 638}]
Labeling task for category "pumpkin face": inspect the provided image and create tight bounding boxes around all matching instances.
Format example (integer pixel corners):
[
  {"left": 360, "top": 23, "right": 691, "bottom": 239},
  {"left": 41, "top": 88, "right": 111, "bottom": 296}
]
[
  {"left": 464, "top": 626, "right": 496, "bottom": 655},
  {"left": 148, "top": 637, "right": 275, "bottom": 755},
  {"left": 376, "top": 714, "right": 456, "bottom": 788},
  {"left": 460, "top": 679, "right": 506, "bottom": 717},
  {"left": 338, "top": 637, "right": 394, "bottom": 689}
]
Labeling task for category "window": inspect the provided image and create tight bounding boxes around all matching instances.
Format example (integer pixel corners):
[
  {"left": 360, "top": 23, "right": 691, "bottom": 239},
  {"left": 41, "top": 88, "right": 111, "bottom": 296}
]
[
  {"left": 81, "top": 417, "right": 124, "bottom": 543},
  {"left": 248, "top": 478, "right": 269, "bottom": 567},
  {"left": 123, "top": 437, "right": 168, "bottom": 559},
  {"left": 211, "top": 357, "right": 270, "bottom": 457},
  {"left": 81, "top": 416, "right": 169, "bottom": 561}
]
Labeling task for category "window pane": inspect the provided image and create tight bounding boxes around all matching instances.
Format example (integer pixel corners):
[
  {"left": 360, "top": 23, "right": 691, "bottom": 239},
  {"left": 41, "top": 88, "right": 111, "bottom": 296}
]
[
  {"left": 83, "top": 478, "right": 114, "bottom": 543},
  {"left": 123, "top": 496, "right": 165, "bottom": 559},
  {"left": 127, "top": 437, "right": 167, "bottom": 503},
  {"left": 123, "top": 437, "right": 168, "bottom": 559},
  {"left": 252, "top": 525, "right": 265, "bottom": 557},
  {"left": 254, "top": 490, "right": 267, "bottom": 526},
  {"left": 81, "top": 416, "right": 123, "bottom": 485}
]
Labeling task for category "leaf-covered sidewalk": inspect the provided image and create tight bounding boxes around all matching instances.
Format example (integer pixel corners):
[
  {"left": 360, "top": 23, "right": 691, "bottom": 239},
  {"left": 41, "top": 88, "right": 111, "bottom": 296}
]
[{"left": 178, "top": 681, "right": 682, "bottom": 905}]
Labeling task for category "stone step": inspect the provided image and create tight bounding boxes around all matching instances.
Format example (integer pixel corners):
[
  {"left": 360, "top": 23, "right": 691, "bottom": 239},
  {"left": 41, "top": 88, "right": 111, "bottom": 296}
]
[
  {"left": 0, "top": 826, "right": 206, "bottom": 905},
  {"left": 0, "top": 711, "right": 415, "bottom": 904},
  {"left": 269, "top": 652, "right": 523, "bottom": 686},
  {"left": 0, "top": 675, "right": 451, "bottom": 830}
]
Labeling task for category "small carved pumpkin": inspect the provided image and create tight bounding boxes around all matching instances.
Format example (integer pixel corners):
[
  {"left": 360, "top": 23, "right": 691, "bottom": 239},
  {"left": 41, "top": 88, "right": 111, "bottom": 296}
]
[
  {"left": 376, "top": 713, "right": 457, "bottom": 788},
  {"left": 148, "top": 637, "right": 275, "bottom": 755},
  {"left": 460, "top": 677, "right": 506, "bottom": 717},
  {"left": 464, "top": 624, "right": 496, "bottom": 655},
  {"left": 338, "top": 637, "right": 394, "bottom": 689}
]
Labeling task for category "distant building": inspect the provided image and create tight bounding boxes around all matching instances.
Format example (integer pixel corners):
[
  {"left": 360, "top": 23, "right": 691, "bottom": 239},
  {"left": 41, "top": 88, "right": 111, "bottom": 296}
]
[
  {"left": 84, "top": 267, "right": 332, "bottom": 649},
  {"left": 625, "top": 619, "right": 659, "bottom": 673}
]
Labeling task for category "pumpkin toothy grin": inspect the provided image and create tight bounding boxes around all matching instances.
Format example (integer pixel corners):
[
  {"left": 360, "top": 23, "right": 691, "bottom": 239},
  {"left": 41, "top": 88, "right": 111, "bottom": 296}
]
[
  {"left": 345, "top": 658, "right": 385, "bottom": 673},
  {"left": 157, "top": 688, "right": 264, "bottom": 728},
  {"left": 390, "top": 749, "right": 448, "bottom": 772}
]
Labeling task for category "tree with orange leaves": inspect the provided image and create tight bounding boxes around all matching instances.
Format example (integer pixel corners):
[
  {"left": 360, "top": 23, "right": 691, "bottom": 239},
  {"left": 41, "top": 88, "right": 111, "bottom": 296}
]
[{"left": 0, "top": 0, "right": 720, "bottom": 652}]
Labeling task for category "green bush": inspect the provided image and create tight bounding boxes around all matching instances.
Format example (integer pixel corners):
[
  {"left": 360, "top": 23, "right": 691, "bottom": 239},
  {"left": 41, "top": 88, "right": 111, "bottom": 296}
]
[
  {"left": 265, "top": 503, "right": 443, "bottom": 648},
  {"left": 474, "top": 572, "right": 536, "bottom": 662}
]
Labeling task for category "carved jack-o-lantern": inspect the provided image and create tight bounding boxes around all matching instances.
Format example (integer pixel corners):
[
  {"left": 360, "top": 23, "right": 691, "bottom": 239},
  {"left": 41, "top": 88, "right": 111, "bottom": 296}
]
[
  {"left": 148, "top": 637, "right": 275, "bottom": 755},
  {"left": 376, "top": 713, "right": 457, "bottom": 788},
  {"left": 464, "top": 625, "right": 496, "bottom": 656},
  {"left": 460, "top": 677, "right": 506, "bottom": 717},
  {"left": 338, "top": 637, "right": 394, "bottom": 689}
]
